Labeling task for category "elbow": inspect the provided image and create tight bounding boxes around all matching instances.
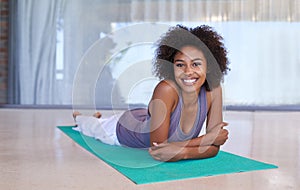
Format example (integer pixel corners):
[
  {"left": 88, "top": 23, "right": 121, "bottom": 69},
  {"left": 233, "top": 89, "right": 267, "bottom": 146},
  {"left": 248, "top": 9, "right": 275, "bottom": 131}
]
[
  {"left": 209, "top": 151, "right": 218, "bottom": 158},
  {"left": 207, "top": 145, "right": 220, "bottom": 158}
]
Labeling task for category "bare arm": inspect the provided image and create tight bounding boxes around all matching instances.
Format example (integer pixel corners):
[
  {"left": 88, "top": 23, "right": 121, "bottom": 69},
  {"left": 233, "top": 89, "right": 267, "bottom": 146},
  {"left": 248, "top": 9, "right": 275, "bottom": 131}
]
[
  {"left": 148, "top": 80, "right": 178, "bottom": 145},
  {"left": 149, "top": 143, "right": 220, "bottom": 162},
  {"left": 149, "top": 85, "right": 229, "bottom": 161}
]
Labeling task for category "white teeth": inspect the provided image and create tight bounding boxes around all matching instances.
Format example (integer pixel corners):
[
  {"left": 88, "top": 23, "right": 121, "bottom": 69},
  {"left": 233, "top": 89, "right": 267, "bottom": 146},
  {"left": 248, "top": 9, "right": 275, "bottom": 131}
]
[{"left": 183, "top": 79, "right": 196, "bottom": 83}]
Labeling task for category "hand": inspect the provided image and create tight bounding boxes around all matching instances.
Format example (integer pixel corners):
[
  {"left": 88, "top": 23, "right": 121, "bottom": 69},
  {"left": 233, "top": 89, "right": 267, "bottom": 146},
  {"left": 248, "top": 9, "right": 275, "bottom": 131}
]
[
  {"left": 206, "top": 122, "right": 229, "bottom": 146},
  {"left": 213, "top": 128, "right": 229, "bottom": 146},
  {"left": 148, "top": 142, "right": 185, "bottom": 162}
]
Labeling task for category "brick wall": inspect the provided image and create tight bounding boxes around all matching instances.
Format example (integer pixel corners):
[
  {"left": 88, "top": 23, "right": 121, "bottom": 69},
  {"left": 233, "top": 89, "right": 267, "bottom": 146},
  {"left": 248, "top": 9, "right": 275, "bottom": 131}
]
[{"left": 0, "top": 0, "right": 8, "bottom": 104}]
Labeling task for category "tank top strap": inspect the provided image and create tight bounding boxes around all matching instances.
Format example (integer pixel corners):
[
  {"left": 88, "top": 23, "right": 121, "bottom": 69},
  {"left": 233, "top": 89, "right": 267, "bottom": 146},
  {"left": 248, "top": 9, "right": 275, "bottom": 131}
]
[
  {"left": 197, "top": 85, "right": 207, "bottom": 130},
  {"left": 168, "top": 86, "right": 207, "bottom": 140}
]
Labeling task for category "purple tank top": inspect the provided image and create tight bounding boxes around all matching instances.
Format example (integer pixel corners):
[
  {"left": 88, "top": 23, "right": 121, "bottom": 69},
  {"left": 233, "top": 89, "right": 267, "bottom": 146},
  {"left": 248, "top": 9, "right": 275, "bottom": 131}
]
[{"left": 116, "top": 86, "right": 207, "bottom": 148}]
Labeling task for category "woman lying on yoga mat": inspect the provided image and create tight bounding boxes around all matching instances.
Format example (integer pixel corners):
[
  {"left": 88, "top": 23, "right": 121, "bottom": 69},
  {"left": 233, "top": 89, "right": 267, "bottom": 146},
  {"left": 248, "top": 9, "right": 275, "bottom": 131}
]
[{"left": 73, "top": 25, "right": 230, "bottom": 162}]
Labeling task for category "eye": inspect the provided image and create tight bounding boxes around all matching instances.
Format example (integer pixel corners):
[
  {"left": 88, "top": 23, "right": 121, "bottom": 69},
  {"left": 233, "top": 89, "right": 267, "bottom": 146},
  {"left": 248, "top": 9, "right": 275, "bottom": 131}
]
[
  {"left": 193, "top": 62, "right": 201, "bottom": 67},
  {"left": 175, "top": 63, "right": 184, "bottom": 67}
]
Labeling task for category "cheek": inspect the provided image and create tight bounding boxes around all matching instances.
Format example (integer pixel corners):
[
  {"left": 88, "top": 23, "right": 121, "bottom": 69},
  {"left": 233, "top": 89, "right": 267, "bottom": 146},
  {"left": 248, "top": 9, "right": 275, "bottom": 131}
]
[
  {"left": 196, "top": 66, "right": 207, "bottom": 76},
  {"left": 173, "top": 67, "right": 183, "bottom": 76}
]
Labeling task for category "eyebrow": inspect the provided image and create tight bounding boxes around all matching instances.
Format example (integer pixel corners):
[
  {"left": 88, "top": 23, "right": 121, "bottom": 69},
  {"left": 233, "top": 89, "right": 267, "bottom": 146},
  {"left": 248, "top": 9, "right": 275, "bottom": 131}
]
[{"left": 174, "top": 58, "right": 203, "bottom": 62}]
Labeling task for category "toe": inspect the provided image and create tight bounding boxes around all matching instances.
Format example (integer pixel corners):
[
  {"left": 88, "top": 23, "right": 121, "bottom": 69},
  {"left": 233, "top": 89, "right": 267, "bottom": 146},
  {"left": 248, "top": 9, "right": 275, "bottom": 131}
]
[{"left": 93, "top": 112, "right": 102, "bottom": 118}]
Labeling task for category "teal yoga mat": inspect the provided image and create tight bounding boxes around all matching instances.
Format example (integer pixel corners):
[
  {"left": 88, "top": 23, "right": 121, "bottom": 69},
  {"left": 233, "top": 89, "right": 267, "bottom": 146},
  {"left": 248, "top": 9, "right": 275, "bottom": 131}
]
[{"left": 57, "top": 126, "right": 277, "bottom": 184}]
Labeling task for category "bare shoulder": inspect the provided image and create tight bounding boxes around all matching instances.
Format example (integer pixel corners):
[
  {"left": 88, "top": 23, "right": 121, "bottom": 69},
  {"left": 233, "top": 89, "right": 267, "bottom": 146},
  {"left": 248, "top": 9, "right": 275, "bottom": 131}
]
[
  {"left": 209, "top": 85, "right": 222, "bottom": 96},
  {"left": 151, "top": 80, "right": 179, "bottom": 111},
  {"left": 152, "top": 80, "right": 178, "bottom": 97}
]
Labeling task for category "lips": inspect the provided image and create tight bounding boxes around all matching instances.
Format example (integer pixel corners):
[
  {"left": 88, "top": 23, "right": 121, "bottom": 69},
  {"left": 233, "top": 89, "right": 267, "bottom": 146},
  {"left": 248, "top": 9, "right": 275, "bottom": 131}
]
[{"left": 182, "top": 78, "right": 198, "bottom": 85}]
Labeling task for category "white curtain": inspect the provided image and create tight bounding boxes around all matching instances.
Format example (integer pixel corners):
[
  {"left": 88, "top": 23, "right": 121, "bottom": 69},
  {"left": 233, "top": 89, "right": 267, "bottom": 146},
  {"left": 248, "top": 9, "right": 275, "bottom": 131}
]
[
  {"left": 215, "top": 22, "right": 300, "bottom": 105},
  {"left": 130, "top": 0, "right": 300, "bottom": 22},
  {"left": 11, "top": 0, "right": 300, "bottom": 107},
  {"left": 14, "top": 0, "right": 65, "bottom": 104}
]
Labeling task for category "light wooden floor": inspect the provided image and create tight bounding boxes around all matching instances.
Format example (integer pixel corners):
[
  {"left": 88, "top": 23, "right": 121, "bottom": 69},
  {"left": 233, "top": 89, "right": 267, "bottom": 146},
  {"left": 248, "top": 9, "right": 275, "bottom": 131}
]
[{"left": 0, "top": 109, "right": 299, "bottom": 190}]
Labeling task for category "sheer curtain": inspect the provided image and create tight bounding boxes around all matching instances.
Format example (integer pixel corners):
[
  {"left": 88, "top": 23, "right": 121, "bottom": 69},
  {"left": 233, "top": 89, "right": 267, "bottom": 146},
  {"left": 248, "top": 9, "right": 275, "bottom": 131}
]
[
  {"left": 217, "top": 22, "right": 300, "bottom": 105},
  {"left": 10, "top": 0, "right": 65, "bottom": 104},
  {"left": 9, "top": 0, "right": 300, "bottom": 107}
]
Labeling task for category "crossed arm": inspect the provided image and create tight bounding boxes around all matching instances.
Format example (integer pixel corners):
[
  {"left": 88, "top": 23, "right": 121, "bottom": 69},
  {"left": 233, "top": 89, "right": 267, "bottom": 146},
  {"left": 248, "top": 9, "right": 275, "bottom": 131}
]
[
  {"left": 148, "top": 81, "right": 229, "bottom": 162},
  {"left": 148, "top": 122, "right": 228, "bottom": 162}
]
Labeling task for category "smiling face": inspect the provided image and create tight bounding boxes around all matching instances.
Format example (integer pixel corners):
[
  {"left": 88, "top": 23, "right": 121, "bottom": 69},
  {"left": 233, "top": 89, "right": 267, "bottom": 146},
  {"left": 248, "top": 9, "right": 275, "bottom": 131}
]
[{"left": 173, "top": 46, "right": 207, "bottom": 94}]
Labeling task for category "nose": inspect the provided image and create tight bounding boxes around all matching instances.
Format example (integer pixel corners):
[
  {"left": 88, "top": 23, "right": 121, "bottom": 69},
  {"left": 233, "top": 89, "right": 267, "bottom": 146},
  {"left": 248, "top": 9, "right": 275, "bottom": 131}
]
[{"left": 184, "top": 65, "right": 193, "bottom": 75}]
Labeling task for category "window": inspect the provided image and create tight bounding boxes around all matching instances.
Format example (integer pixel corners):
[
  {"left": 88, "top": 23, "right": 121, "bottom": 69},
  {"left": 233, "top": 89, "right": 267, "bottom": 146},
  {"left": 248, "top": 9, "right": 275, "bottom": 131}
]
[{"left": 9, "top": 0, "right": 300, "bottom": 108}]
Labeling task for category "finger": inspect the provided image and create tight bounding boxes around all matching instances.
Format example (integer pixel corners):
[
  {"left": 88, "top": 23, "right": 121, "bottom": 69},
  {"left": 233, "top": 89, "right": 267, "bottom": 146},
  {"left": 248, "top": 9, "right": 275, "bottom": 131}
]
[
  {"left": 149, "top": 152, "right": 160, "bottom": 161},
  {"left": 221, "top": 128, "right": 229, "bottom": 135},
  {"left": 220, "top": 122, "right": 228, "bottom": 128},
  {"left": 149, "top": 143, "right": 166, "bottom": 151},
  {"left": 149, "top": 144, "right": 160, "bottom": 150},
  {"left": 150, "top": 146, "right": 159, "bottom": 151},
  {"left": 148, "top": 150, "right": 162, "bottom": 161},
  {"left": 152, "top": 142, "right": 168, "bottom": 148},
  {"left": 210, "top": 122, "right": 228, "bottom": 132},
  {"left": 150, "top": 142, "right": 161, "bottom": 150}
]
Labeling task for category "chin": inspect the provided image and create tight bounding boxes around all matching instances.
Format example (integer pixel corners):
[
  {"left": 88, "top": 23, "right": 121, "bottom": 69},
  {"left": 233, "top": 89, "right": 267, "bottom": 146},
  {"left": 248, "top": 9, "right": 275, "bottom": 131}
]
[{"left": 178, "top": 84, "right": 201, "bottom": 94}]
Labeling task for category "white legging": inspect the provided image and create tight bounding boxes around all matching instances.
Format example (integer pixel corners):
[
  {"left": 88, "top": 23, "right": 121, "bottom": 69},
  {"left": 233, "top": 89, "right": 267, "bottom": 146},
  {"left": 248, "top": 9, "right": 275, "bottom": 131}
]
[{"left": 73, "top": 114, "right": 122, "bottom": 146}]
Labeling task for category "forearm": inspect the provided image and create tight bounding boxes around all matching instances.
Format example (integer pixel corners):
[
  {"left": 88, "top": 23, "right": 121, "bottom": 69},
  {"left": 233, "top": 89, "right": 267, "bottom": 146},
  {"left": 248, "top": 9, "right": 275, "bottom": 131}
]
[
  {"left": 149, "top": 141, "right": 220, "bottom": 162},
  {"left": 182, "top": 134, "right": 216, "bottom": 147},
  {"left": 182, "top": 122, "right": 228, "bottom": 147},
  {"left": 182, "top": 145, "right": 220, "bottom": 160}
]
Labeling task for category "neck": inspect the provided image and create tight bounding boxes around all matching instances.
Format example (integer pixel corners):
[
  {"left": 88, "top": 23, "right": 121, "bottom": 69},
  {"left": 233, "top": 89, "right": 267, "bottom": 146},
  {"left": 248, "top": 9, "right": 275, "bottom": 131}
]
[{"left": 181, "top": 90, "right": 200, "bottom": 107}]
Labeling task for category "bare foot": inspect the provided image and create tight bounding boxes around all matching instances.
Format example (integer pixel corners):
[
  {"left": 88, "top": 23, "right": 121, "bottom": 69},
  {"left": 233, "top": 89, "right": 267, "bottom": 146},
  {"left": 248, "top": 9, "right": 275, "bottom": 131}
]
[
  {"left": 72, "top": 111, "right": 81, "bottom": 120},
  {"left": 93, "top": 112, "right": 102, "bottom": 118}
]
